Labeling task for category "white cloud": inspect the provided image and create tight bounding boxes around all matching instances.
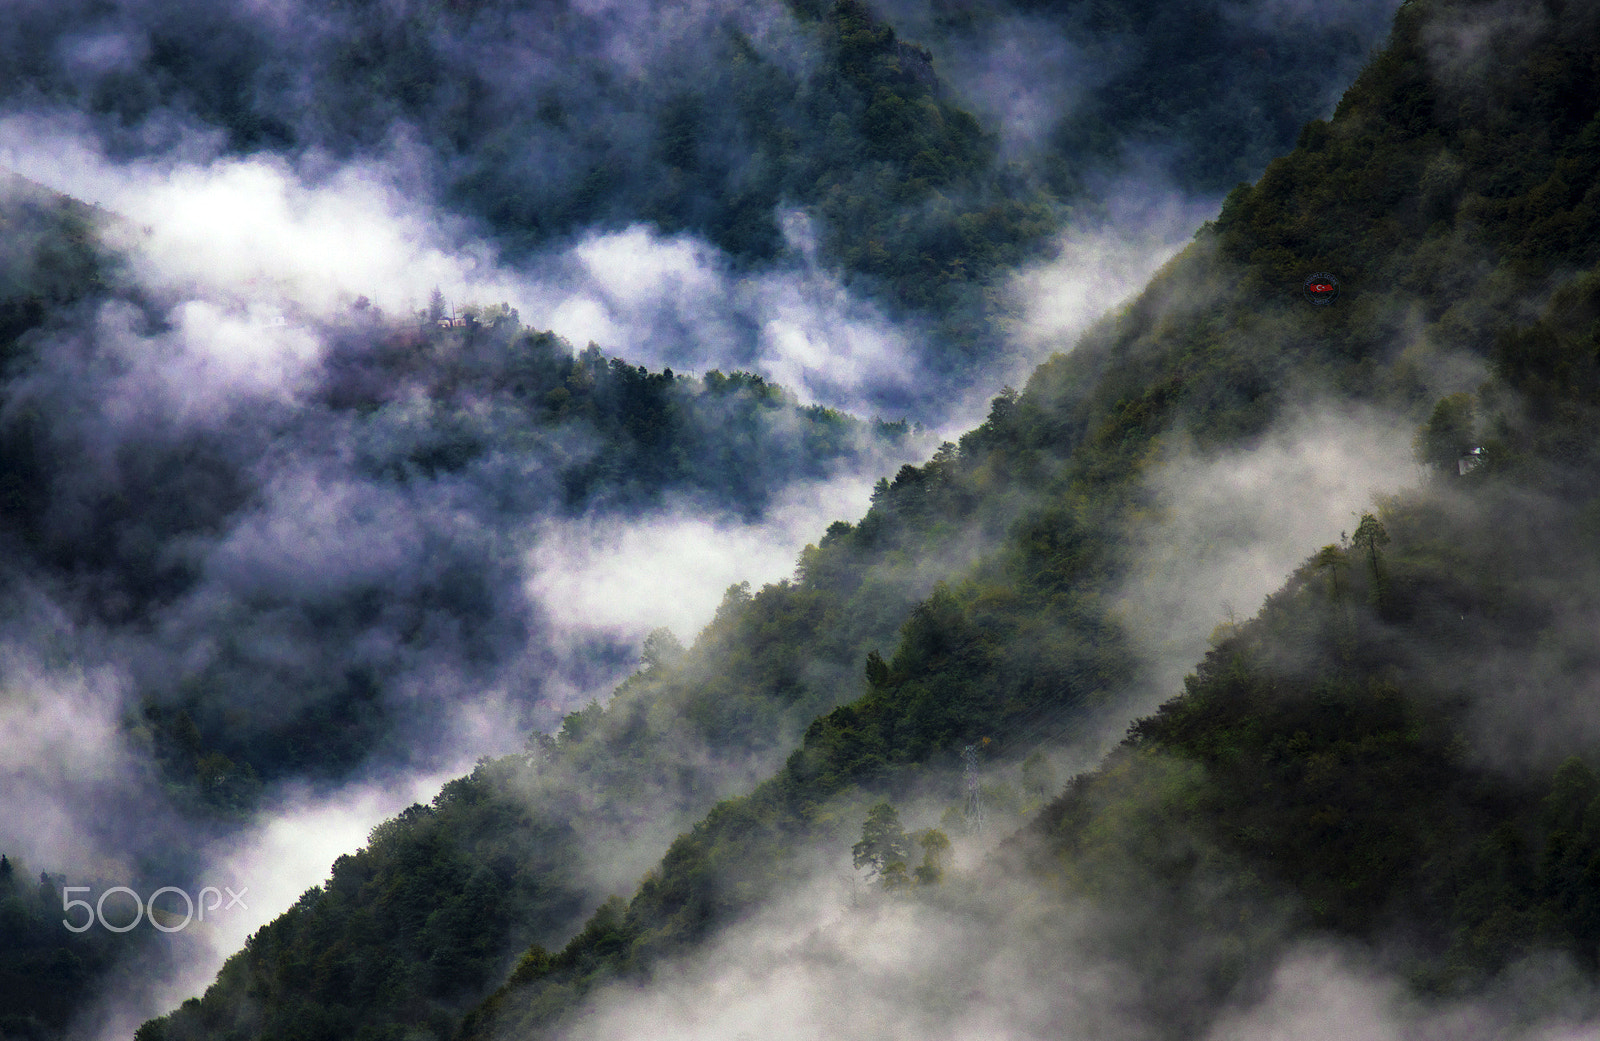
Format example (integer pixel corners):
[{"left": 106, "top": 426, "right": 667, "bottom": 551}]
[
  {"left": 0, "top": 646, "right": 140, "bottom": 875},
  {"left": 573, "top": 225, "right": 724, "bottom": 311},
  {"left": 0, "top": 114, "right": 520, "bottom": 320},
  {"left": 548, "top": 295, "right": 625, "bottom": 348},
  {"left": 2, "top": 112, "right": 932, "bottom": 419},
  {"left": 1114, "top": 403, "right": 1424, "bottom": 704},
  {"left": 526, "top": 465, "right": 912, "bottom": 648},
  {"left": 525, "top": 222, "right": 924, "bottom": 414},
  {"left": 1008, "top": 183, "right": 1217, "bottom": 358}
]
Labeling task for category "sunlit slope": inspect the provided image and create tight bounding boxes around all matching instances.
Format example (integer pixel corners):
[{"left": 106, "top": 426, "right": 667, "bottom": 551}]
[{"left": 438, "top": 0, "right": 1600, "bottom": 1037}]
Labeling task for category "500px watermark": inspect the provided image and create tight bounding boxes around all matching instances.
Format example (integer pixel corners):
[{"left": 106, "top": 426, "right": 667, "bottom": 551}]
[{"left": 62, "top": 886, "right": 248, "bottom": 933}]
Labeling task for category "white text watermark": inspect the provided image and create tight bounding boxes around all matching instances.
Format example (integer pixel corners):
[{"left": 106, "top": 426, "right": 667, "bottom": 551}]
[{"left": 62, "top": 886, "right": 248, "bottom": 933}]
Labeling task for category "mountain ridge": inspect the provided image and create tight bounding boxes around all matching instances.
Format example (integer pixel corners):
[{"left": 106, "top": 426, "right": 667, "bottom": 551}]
[
  {"left": 13, "top": 0, "right": 1600, "bottom": 1038},
  {"left": 437, "top": 1, "right": 1600, "bottom": 1037}
]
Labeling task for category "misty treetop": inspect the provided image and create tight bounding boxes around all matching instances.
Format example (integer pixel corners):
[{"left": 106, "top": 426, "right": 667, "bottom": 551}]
[
  {"left": 442, "top": 2, "right": 1600, "bottom": 1038},
  {"left": 851, "top": 801, "right": 951, "bottom": 890},
  {"left": 1030, "top": 462, "right": 1600, "bottom": 998},
  {"left": 19, "top": 0, "right": 1600, "bottom": 1038},
  {"left": 851, "top": 800, "right": 910, "bottom": 881},
  {"left": 0, "top": 175, "right": 920, "bottom": 823},
  {"left": 0, "top": 0, "right": 1398, "bottom": 404},
  {"left": 124, "top": 502, "right": 977, "bottom": 1041}
]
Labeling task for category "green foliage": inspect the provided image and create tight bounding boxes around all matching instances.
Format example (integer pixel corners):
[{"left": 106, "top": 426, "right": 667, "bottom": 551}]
[
  {"left": 138, "top": 460, "right": 969, "bottom": 1040},
  {"left": 878, "top": 860, "right": 911, "bottom": 891},
  {"left": 454, "top": 7, "right": 1600, "bottom": 1037},
  {"left": 531, "top": 345, "right": 905, "bottom": 512},
  {"left": 912, "top": 828, "right": 951, "bottom": 886},
  {"left": 864, "top": 649, "right": 890, "bottom": 688},
  {"left": 852, "top": 801, "right": 910, "bottom": 882},
  {"left": 1021, "top": 751, "right": 1058, "bottom": 801},
  {"left": 557, "top": 702, "right": 604, "bottom": 748},
  {"left": 1, "top": 239, "right": 909, "bottom": 800},
  {"left": 135, "top": 705, "right": 263, "bottom": 819},
  {"left": 0, "top": 858, "right": 163, "bottom": 1041},
  {"left": 1351, "top": 512, "right": 1391, "bottom": 606},
  {"left": 1032, "top": 452, "right": 1600, "bottom": 991},
  {"left": 640, "top": 628, "right": 685, "bottom": 673},
  {"left": 132, "top": 4, "right": 1600, "bottom": 1038},
  {"left": 1416, "top": 393, "right": 1477, "bottom": 473},
  {"left": 0, "top": 0, "right": 1402, "bottom": 398},
  {"left": 142, "top": 761, "right": 591, "bottom": 1041}
]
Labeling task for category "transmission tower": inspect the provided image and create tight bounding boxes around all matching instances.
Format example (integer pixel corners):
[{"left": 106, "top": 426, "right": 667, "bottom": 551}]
[{"left": 962, "top": 744, "right": 984, "bottom": 835}]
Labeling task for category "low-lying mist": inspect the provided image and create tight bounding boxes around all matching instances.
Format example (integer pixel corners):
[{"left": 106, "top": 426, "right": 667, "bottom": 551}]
[
  {"left": 0, "top": 132, "right": 936, "bottom": 875},
  {"left": 0, "top": 3, "right": 1454, "bottom": 1038},
  {"left": 1112, "top": 402, "right": 1424, "bottom": 713}
]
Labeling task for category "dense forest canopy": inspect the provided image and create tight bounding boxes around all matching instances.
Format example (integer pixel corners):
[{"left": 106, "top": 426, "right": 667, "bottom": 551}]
[
  {"left": 23, "top": 0, "right": 1600, "bottom": 1040},
  {"left": 0, "top": 167, "right": 931, "bottom": 1039},
  {"left": 0, "top": 0, "right": 1397, "bottom": 415},
  {"left": 426, "top": 0, "right": 1600, "bottom": 1038}
]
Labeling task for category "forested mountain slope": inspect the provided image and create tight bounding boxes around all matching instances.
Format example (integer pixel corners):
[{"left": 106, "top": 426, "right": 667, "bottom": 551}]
[
  {"left": 50, "top": 0, "right": 1600, "bottom": 1037},
  {"left": 0, "top": 197, "right": 909, "bottom": 799},
  {"left": 430, "top": 0, "right": 1600, "bottom": 1037},
  {"left": 0, "top": 0, "right": 1397, "bottom": 402},
  {"left": 874, "top": 0, "right": 1397, "bottom": 194},
  {"left": 0, "top": 175, "right": 916, "bottom": 1041},
  {"left": 1023, "top": 471, "right": 1600, "bottom": 1016},
  {"left": 1000, "top": 226, "right": 1600, "bottom": 1021},
  {"left": 0, "top": 3, "right": 1408, "bottom": 1035}
]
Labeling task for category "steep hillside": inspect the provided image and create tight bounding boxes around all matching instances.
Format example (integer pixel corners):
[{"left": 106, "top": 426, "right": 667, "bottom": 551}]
[
  {"left": 437, "top": 0, "right": 1600, "bottom": 1037},
  {"left": 1002, "top": 253, "right": 1600, "bottom": 1017},
  {"left": 0, "top": 178, "right": 914, "bottom": 1041},
  {"left": 0, "top": 277, "right": 910, "bottom": 799},
  {"left": 128, "top": 0, "right": 1600, "bottom": 1038},
  {"left": 1026, "top": 486, "right": 1600, "bottom": 1002},
  {"left": 875, "top": 0, "right": 1397, "bottom": 194},
  {"left": 0, "top": 0, "right": 1397, "bottom": 400},
  {"left": 0, "top": 171, "right": 111, "bottom": 362},
  {"left": 0, "top": 3, "right": 1435, "bottom": 1039}
]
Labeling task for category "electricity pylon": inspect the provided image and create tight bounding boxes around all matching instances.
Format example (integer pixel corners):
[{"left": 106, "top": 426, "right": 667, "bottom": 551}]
[{"left": 962, "top": 744, "right": 984, "bottom": 835}]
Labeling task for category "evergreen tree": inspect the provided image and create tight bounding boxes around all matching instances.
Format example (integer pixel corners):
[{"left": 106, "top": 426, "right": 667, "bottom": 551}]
[
  {"left": 641, "top": 628, "right": 685, "bottom": 672},
  {"left": 864, "top": 650, "right": 890, "bottom": 688},
  {"left": 1352, "top": 513, "right": 1391, "bottom": 594},
  {"left": 851, "top": 802, "right": 908, "bottom": 883},
  {"left": 1415, "top": 394, "right": 1477, "bottom": 475}
]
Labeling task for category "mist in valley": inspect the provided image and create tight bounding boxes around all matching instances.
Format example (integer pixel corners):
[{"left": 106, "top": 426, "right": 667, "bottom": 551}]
[{"left": 22, "top": 1, "right": 1583, "bottom": 1040}]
